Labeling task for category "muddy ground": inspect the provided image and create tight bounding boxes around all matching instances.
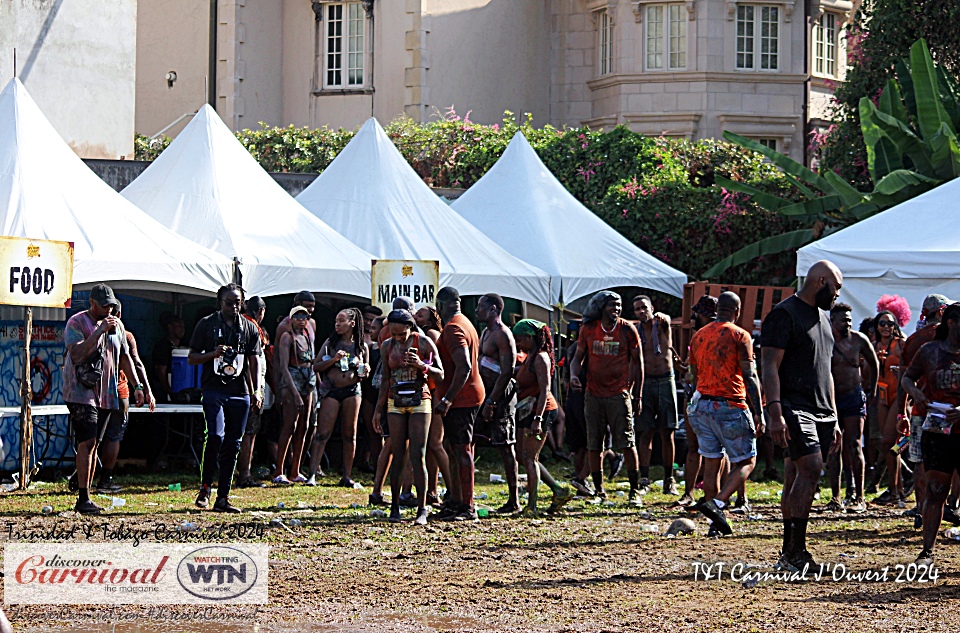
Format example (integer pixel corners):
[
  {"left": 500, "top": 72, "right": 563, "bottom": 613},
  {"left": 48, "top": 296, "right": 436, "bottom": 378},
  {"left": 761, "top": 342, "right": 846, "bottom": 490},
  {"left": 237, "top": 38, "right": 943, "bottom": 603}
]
[{"left": 1, "top": 466, "right": 958, "bottom": 633}]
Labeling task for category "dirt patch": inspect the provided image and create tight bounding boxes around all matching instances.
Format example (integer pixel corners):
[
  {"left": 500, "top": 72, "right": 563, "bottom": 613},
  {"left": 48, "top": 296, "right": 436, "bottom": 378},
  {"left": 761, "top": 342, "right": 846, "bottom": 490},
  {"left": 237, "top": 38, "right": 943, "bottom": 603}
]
[{"left": 1, "top": 475, "right": 958, "bottom": 632}]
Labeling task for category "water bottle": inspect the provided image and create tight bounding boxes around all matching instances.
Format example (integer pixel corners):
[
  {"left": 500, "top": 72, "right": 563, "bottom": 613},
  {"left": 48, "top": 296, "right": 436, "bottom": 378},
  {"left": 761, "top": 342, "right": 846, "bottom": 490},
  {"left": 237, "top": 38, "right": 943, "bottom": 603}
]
[
  {"left": 946, "top": 527, "right": 960, "bottom": 540},
  {"left": 178, "top": 522, "right": 198, "bottom": 532},
  {"left": 41, "top": 505, "right": 54, "bottom": 515}
]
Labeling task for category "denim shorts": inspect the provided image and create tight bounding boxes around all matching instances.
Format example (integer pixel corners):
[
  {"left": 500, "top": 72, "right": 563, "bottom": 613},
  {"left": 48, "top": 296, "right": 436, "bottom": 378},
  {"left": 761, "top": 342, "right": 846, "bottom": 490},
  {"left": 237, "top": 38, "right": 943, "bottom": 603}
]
[{"left": 689, "top": 398, "right": 756, "bottom": 464}]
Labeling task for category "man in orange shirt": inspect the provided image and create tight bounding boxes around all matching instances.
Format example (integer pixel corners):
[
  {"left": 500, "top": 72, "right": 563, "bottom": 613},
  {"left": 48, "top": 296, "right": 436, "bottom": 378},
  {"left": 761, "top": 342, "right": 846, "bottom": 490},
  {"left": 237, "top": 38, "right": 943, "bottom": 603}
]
[
  {"left": 688, "top": 292, "right": 765, "bottom": 535},
  {"left": 433, "top": 287, "right": 486, "bottom": 522},
  {"left": 570, "top": 291, "right": 644, "bottom": 504}
]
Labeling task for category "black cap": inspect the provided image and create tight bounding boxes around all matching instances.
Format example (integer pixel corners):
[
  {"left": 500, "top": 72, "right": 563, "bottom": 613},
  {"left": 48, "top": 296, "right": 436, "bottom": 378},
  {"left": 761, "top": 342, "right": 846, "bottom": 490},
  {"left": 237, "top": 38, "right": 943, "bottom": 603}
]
[
  {"left": 90, "top": 283, "right": 118, "bottom": 307},
  {"left": 294, "top": 290, "right": 316, "bottom": 304}
]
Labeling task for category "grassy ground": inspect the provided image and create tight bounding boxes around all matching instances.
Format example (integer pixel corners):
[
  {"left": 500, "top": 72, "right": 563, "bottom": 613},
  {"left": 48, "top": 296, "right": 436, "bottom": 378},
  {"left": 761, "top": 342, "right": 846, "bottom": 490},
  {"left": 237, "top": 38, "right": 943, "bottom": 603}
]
[{"left": 1, "top": 453, "right": 959, "bottom": 632}]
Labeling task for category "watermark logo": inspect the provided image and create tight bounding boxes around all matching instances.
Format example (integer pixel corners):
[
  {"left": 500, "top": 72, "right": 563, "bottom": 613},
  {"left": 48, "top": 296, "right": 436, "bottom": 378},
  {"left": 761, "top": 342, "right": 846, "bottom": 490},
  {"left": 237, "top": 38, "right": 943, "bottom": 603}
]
[
  {"left": 4, "top": 543, "right": 267, "bottom": 604},
  {"left": 176, "top": 546, "right": 259, "bottom": 601}
]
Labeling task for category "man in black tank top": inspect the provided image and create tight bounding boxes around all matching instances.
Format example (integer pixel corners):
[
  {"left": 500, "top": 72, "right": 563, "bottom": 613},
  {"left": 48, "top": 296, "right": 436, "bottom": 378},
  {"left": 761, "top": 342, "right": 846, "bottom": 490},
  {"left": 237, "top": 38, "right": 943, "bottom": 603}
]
[{"left": 761, "top": 260, "right": 842, "bottom": 573}]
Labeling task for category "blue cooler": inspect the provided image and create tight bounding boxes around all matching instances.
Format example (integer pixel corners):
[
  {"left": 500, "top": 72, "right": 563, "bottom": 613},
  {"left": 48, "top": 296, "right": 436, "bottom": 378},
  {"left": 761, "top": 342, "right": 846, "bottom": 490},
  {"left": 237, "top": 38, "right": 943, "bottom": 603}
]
[{"left": 170, "top": 348, "right": 195, "bottom": 392}]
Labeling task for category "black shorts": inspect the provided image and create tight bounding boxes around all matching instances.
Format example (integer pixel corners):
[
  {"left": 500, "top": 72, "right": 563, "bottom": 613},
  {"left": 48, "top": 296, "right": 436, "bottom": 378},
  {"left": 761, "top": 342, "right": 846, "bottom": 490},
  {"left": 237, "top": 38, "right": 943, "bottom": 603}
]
[
  {"left": 518, "top": 408, "right": 558, "bottom": 433},
  {"left": 564, "top": 389, "right": 587, "bottom": 452},
  {"left": 922, "top": 432, "right": 960, "bottom": 475},
  {"left": 67, "top": 403, "right": 113, "bottom": 444},
  {"left": 443, "top": 406, "right": 479, "bottom": 446},
  {"left": 325, "top": 383, "right": 361, "bottom": 402},
  {"left": 474, "top": 391, "right": 517, "bottom": 447},
  {"left": 817, "top": 422, "right": 837, "bottom": 462},
  {"left": 783, "top": 405, "right": 834, "bottom": 461},
  {"left": 836, "top": 386, "right": 867, "bottom": 420}
]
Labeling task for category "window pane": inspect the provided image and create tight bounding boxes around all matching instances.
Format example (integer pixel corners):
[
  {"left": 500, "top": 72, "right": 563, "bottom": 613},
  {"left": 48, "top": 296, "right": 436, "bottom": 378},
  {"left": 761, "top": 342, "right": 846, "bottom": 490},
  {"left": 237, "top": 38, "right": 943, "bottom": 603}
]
[
  {"left": 646, "top": 6, "right": 663, "bottom": 69},
  {"left": 348, "top": 2, "right": 364, "bottom": 85},
  {"left": 760, "top": 6, "right": 778, "bottom": 70},
  {"left": 736, "top": 6, "right": 754, "bottom": 69},
  {"left": 826, "top": 14, "right": 837, "bottom": 76},
  {"left": 326, "top": 3, "right": 344, "bottom": 86},
  {"left": 669, "top": 4, "right": 686, "bottom": 69},
  {"left": 599, "top": 11, "right": 614, "bottom": 75}
]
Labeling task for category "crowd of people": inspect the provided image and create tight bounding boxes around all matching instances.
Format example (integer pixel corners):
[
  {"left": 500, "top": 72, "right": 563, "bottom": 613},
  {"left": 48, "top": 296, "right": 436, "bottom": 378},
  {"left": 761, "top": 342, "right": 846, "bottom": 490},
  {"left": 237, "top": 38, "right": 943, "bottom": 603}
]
[{"left": 60, "top": 258, "right": 960, "bottom": 569}]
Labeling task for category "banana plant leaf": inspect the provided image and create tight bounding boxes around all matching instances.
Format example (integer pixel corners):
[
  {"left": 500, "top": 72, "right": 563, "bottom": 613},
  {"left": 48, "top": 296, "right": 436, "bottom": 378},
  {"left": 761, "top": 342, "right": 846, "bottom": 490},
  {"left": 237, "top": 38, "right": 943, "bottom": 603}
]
[
  {"left": 867, "top": 104, "right": 934, "bottom": 176},
  {"left": 702, "top": 229, "right": 816, "bottom": 279},
  {"left": 897, "top": 59, "right": 917, "bottom": 121},
  {"left": 722, "top": 131, "right": 835, "bottom": 195},
  {"left": 823, "top": 170, "right": 866, "bottom": 208},
  {"left": 929, "top": 123, "right": 960, "bottom": 180},
  {"left": 879, "top": 78, "right": 911, "bottom": 126},
  {"left": 936, "top": 66, "right": 960, "bottom": 126},
  {"left": 777, "top": 195, "right": 845, "bottom": 217},
  {"left": 911, "top": 39, "right": 956, "bottom": 141},
  {"left": 870, "top": 168, "right": 939, "bottom": 196}
]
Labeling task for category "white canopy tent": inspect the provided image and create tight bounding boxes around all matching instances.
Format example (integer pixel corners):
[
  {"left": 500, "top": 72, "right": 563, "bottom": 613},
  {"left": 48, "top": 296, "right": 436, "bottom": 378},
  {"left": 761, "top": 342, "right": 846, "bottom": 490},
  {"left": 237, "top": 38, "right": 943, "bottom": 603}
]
[
  {"left": 797, "top": 178, "right": 960, "bottom": 326},
  {"left": 0, "top": 79, "right": 233, "bottom": 294},
  {"left": 122, "top": 105, "right": 374, "bottom": 298},
  {"left": 296, "top": 119, "right": 552, "bottom": 308},
  {"left": 452, "top": 132, "right": 687, "bottom": 304}
]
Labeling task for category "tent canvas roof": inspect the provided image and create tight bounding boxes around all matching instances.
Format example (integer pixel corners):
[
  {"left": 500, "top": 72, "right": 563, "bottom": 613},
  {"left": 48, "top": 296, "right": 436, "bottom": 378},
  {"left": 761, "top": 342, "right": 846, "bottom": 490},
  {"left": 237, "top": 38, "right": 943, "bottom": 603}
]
[
  {"left": 0, "top": 79, "right": 232, "bottom": 294},
  {"left": 296, "top": 119, "right": 552, "bottom": 307},
  {"left": 797, "top": 178, "right": 960, "bottom": 279},
  {"left": 122, "top": 104, "right": 374, "bottom": 298},
  {"left": 452, "top": 132, "right": 687, "bottom": 304}
]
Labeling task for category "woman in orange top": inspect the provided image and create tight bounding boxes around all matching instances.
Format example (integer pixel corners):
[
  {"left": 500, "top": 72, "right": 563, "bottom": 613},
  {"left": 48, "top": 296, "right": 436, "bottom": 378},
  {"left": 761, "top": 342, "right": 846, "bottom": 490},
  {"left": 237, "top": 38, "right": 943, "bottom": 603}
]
[
  {"left": 873, "top": 310, "right": 907, "bottom": 505},
  {"left": 512, "top": 320, "right": 575, "bottom": 517}
]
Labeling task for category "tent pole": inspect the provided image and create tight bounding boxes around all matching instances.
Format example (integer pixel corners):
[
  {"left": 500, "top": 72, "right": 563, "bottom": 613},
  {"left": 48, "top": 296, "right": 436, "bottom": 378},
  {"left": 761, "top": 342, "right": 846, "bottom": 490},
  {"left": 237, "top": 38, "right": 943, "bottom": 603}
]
[{"left": 19, "top": 306, "right": 33, "bottom": 489}]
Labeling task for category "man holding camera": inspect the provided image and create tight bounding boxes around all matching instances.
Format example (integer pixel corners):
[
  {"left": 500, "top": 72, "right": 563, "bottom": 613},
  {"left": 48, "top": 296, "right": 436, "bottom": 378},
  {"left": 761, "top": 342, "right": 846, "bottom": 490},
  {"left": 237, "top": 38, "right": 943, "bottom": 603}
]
[
  {"left": 63, "top": 284, "right": 144, "bottom": 515},
  {"left": 189, "top": 283, "right": 263, "bottom": 513}
]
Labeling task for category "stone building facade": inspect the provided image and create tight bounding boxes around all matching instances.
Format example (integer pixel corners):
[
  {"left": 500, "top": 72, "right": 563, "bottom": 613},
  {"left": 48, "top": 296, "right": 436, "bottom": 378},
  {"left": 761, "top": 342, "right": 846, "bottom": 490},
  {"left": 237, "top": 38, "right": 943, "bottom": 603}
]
[{"left": 136, "top": 0, "right": 856, "bottom": 162}]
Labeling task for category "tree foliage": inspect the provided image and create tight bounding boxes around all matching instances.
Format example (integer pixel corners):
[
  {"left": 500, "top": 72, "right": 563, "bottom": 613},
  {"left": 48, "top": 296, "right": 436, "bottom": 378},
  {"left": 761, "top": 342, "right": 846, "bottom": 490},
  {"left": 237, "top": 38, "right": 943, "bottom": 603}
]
[
  {"left": 815, "top": 0, "right": 960, "bottom": 186},
  {"left": 707, "top": 40, "right": 950, "bottom": 279}
]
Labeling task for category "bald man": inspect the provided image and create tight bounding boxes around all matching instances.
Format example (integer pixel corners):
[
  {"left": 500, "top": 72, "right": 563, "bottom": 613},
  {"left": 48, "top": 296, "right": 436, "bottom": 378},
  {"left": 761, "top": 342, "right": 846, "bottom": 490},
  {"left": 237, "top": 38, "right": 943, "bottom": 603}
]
[
  {"left": 761, "top": 260, "right": 842, "bottom": 572},
  {"left": 688, "top": 292, "right": 765, "bottom": 535}
]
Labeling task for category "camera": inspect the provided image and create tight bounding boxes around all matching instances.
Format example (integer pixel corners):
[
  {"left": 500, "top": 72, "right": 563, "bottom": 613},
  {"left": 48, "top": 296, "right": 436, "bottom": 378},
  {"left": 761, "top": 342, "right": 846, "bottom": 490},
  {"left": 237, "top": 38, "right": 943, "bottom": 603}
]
[{"left": 220, "top": 347, "right": 239, "bottom": 376}]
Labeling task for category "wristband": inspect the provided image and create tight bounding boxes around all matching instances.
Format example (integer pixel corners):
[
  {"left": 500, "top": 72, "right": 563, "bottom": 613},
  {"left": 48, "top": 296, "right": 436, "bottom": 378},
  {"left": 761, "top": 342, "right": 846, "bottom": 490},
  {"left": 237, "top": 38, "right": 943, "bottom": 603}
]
[{"left": 134, "top": 385, "right": 144, "bottom": 392}]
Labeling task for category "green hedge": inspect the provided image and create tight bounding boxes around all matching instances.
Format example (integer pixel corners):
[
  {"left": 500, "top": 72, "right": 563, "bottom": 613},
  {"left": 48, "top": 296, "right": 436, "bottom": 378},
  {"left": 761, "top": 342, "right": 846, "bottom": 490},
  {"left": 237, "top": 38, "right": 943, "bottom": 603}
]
[{"left": 135, "top": 110, "right": 800, "bottom": 284}]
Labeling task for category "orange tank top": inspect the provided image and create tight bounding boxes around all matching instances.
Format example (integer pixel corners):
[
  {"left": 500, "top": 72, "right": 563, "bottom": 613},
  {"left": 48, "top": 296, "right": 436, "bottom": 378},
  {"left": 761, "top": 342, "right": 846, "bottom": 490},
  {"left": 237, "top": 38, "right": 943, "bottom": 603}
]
[{"left": 516, "top": 354, "right": 558, "bottom": 412}]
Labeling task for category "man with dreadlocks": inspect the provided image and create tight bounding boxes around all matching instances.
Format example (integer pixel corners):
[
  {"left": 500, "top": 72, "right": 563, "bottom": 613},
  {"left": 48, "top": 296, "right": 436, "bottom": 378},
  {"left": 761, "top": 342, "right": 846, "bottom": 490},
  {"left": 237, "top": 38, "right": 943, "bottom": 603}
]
[
  {"left": 310, "top": 307, "right": 370, "bottom": 487},
  {"left": 189, "top": 283, "right": 263, "bottom": 512},
  {"left": 570, "top": 291, "right": 644, "bottom": 504},
  {"left": 513, "top": 319, "right": 576, "bottom": 516}
]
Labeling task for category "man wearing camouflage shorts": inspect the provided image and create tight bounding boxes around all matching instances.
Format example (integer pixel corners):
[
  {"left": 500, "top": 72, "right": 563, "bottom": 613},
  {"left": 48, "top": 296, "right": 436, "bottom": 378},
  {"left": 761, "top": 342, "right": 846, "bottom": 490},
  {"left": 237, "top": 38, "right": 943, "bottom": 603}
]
[{"left": 476, "top": 293, "right": 520, "bottom": 513}]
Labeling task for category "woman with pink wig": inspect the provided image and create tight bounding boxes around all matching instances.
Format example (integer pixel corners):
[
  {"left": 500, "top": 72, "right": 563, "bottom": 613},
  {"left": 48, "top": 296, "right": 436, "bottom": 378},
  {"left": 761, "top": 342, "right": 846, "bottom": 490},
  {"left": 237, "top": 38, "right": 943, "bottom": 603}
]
[{"left": 871, "top": 295, "right": 910, "bottom": 506}]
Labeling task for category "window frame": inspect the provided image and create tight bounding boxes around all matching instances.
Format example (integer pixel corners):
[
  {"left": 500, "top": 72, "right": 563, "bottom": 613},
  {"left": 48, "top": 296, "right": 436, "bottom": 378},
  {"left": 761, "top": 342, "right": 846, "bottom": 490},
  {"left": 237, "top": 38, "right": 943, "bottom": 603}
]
[
  {"left": 756, "top": 137, "right": 779, "bottom": 152},
  {"left": 645, "top": 3, "right": 688, "bottom": 71},
  {"left": 812, "top": 12, "right": 838, "bottom": 78},
  {"left": 320, "top": 1, "right": 367, "bottom": 90},
  {"left": 735, "top": 4, "right": 780, "bottom": 72},
  {"left": 598, "top": 9, "right": 614, "bottom": 77}
]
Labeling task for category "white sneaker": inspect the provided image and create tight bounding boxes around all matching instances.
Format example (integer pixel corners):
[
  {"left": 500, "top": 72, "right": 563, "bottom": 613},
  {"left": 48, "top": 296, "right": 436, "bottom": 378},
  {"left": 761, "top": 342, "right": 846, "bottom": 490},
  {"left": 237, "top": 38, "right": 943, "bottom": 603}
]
[{"left": 305, "top": 474, "right": 317, "bottom": 487}]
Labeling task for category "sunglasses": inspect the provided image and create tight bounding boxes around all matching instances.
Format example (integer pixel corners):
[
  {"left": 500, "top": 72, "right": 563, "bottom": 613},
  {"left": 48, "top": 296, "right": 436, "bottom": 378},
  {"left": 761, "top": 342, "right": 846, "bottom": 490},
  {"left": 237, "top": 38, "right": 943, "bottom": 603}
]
[
  {"left": 878, "top": 321, "right": 895, "bottom": 327},
  {"left": 292, "top": 314, "right": 309, "bottom": 320}
]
